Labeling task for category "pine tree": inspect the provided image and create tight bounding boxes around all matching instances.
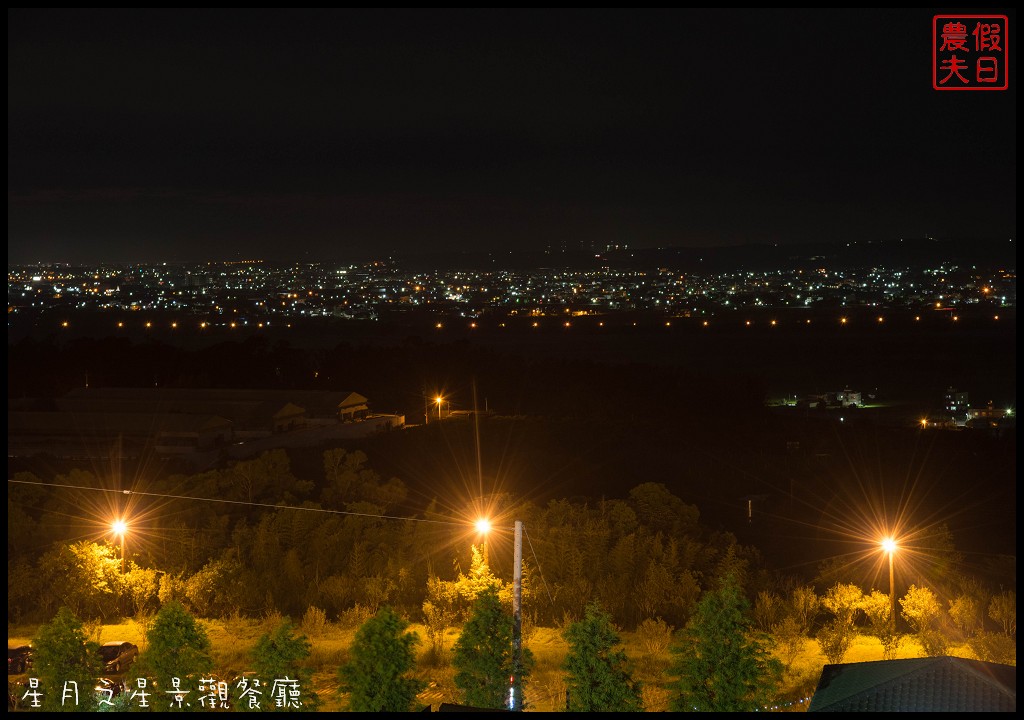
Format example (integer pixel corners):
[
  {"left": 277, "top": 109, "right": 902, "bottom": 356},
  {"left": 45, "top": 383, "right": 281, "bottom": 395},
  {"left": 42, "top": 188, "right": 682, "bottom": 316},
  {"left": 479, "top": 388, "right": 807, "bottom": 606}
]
[
  {"left": 562, "top": 601, "right": 643, "bottom": 712},
  {"left": 452, "top": 586, "right": 534, "bottom": 709},
  {"left": 31, "top": 607, "right": 103, "bottom": 712},
  {"left": 251, "top": 619, "right": 320, "bottom": 711},
  {"left": 668, "top": 574, "right": 782, "bottom": 712},
  {"left": 337, "top": 606, "right": 424, "bottom": 712},
  {"left": 139, "top": 599, "right": 214, "bottom": 704}
]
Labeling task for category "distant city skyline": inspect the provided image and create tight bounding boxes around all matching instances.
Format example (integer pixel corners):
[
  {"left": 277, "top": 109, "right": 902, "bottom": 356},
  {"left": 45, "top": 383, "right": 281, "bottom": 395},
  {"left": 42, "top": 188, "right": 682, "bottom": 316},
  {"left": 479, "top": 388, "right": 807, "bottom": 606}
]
[{"left": 8, "top": 8, "right": 1017, "bottom": 264}]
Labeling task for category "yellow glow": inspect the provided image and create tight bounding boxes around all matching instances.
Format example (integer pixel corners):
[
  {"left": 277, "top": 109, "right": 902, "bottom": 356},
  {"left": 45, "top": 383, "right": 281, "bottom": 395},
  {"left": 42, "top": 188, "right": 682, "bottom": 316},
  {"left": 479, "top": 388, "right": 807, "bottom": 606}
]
[
  {"left": 770, "top": 320, "right": 777, "bottom": 326},
  {"left": 920, "top": 418, "right": 928, "bottom": 428},
  {"left": 112, "top": 520, "right": 127, "bottom": 535},
  {"left": 703, "top": 320, "right": 709, "bottom": 327},
  {"left": 840, "top": 317, "right": 848, "bottom": 324},
  {"left": 435, "top": 396, "right": 443, "bottom": 405},
  {"left": 475, "top": 518, "right": 492, "bottom": 534},
  {"left": 881, "top": 537, "right": 897, "bottom": 554},
  {"left": 436, "top": 322, "right": 443, "bottom": 328}
]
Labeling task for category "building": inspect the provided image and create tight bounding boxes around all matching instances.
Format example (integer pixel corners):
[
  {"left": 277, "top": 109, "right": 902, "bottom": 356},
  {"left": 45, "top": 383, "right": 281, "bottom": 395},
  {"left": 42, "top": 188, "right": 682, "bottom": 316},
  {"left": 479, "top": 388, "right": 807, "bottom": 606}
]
[{"left": 808, "top": 657, "right": 1016, "bottom": 712}]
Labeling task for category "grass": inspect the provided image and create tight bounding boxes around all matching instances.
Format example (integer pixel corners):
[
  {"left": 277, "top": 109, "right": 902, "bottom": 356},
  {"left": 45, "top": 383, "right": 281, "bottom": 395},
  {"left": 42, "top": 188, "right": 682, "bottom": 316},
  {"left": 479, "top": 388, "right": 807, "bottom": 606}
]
[{"left": 7, "top": 618, "right": 986, "bottom": 712}]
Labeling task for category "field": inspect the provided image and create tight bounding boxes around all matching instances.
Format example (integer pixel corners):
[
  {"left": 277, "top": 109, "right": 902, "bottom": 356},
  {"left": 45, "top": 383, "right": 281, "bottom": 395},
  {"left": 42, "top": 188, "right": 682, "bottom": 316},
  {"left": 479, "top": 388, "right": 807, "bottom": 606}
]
[{"left": 7, "top": 616, "right": 979, "bottom": 712}]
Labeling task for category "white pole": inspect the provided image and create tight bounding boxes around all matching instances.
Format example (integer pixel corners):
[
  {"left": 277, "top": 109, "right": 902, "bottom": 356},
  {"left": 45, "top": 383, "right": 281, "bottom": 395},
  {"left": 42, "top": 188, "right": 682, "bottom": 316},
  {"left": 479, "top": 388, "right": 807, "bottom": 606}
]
[{"left": 512, "top": 520, "right": 523, "bottom": 710}]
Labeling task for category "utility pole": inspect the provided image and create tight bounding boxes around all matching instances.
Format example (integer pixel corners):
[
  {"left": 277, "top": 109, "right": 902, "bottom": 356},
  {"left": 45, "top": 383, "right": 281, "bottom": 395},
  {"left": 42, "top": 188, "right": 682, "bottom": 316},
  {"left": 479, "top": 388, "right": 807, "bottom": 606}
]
[{"left": 511, "top": 520, "right": 523, "bottom": 710}]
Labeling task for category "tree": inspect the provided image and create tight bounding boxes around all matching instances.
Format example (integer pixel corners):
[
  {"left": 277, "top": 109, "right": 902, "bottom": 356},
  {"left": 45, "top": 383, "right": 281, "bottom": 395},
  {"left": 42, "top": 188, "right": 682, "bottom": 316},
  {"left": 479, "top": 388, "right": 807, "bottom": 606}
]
[
  {"left": 252, "top": 620, "right": 320, "bottom": 711},
  {"left": 988, "top": 591, "right": 1016, "bottom": 637},
  {"left": 337, "top": 606, "right": 424, "bottom": 712},
  {"left": 562, "top": 601, "right": 643, "bottom": 712},
  {"left": 37, "top": 541, "right": 121, "bottom": 621},
  {"left": 816, "top": 619, "right": 855, "bottom": 664},
  {"left": 900, "top": 584, "right": 947, "bottom": 657},
  {"left": 32, "top": 607, "right": 103, "bottom": 712},
  {"left": 139, "top": 600, "right": 214, "bottom": 701},
  {"left": 788, "top": 585, "right": 820, "bottom": 635},
  {"left": 947, "top": 593, "right": 982, "bottom": 639},
  {"left": 822, "top": 583, "right": 863, "bottom": 627},
  {"left": 453, "top": 586, "right": 534, "bottom": 710},
  {"left": 859, "top": 590, "right": 901, "bottom": 660},
  {"left": 667, "top": 573, "right": 782, "bottom": 712},
  {"left": 815, "top": 582, "right": 863, "bottom": 665}
]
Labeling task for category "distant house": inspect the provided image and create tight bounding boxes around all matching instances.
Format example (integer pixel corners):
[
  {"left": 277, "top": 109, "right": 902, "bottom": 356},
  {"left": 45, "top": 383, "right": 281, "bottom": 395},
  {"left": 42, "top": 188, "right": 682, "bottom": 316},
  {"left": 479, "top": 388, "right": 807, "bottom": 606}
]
[{"left": 808, "top": 656, "right": 1016, "bottom": 712}]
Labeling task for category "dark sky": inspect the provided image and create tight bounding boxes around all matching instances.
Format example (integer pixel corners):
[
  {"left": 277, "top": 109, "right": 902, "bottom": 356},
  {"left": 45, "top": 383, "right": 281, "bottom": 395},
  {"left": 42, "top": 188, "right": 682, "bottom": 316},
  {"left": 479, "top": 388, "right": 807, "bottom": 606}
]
[{"left": 7, "top": 8, "right": 1017, "bottom": 263}]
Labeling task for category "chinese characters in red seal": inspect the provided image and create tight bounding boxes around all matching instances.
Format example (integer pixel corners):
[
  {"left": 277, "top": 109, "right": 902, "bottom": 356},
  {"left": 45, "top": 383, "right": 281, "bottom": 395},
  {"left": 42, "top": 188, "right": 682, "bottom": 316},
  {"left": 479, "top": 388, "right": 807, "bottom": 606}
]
[{"left": 933, "top": 15, "right": 1008, "bottom": 90}]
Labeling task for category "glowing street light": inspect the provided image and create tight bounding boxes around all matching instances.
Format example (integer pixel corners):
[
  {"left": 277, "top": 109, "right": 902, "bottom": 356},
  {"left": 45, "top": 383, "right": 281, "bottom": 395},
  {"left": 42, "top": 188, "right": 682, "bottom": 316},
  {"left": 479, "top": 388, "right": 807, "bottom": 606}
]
[
  {"left": 475, "top": 517, "right": 492, "bottom": 565},
  {"left": 881, "top": 537, "right": 897, "bottom": 632},
  {"left": 113, "top": 519, "right": 128, "bottom": 575}
]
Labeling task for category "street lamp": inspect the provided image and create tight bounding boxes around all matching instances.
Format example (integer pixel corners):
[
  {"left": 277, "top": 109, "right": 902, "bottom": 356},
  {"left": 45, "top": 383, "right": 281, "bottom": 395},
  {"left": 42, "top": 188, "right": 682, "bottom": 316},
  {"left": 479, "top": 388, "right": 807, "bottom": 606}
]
[
  {"left": 881, "top": 537, "right": 897, "bottom": 632},
  {"left": 113, "top": 519, "right": 127, "bottom": 574},
  {"left": 475, "top": 518, "right": 492, "bottom": 564}
]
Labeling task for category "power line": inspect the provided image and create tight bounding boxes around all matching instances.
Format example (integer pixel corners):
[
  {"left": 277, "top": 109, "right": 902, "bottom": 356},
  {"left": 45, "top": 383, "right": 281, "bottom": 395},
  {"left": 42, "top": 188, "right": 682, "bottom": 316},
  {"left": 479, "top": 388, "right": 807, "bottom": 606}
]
[{"left": 6, "top": 477, "right": 477, "bottom": 529}]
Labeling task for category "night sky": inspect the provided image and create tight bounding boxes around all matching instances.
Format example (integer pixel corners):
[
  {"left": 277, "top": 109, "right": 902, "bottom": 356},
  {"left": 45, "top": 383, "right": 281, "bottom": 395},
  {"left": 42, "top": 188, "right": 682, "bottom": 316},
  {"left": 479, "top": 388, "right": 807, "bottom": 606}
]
[{"left": 8, "top": 8, "right": 1017, "bottom": 264}]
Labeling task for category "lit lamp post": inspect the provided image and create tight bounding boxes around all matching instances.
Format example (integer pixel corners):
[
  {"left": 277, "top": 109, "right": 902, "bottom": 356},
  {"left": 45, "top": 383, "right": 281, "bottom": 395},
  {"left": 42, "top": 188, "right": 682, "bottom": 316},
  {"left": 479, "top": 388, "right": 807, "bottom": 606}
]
[
  {"left": 113, "top": 519, "right": 128, "bottom": 574},
  {"left": 881, "top": 537, "right": 897, "bottom": 632}
]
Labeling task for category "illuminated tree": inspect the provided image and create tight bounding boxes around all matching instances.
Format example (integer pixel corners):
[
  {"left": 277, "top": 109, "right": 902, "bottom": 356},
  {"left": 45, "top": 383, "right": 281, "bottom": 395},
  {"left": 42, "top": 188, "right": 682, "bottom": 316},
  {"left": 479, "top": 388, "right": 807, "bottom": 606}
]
[
  {"left": 860, "top": 590, "right": 901, "bottom": 660},
  {"left": 788, "top": 585, "right": 820, "bottom": 635},
  {"left": 37, "top": 541, "right": 121, "bottom": 621},
  {"left": 988, "top": 591, "right": 1016, "bottom": 637},
  {"left": 900, "top": 584, "right": 947, "bottom": 657},
  {"left": 947, "top": 593, "right": 982, "bottom": 639},
  {"left": 816, "top": 582, "right": 863, "bottom": 664}
]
